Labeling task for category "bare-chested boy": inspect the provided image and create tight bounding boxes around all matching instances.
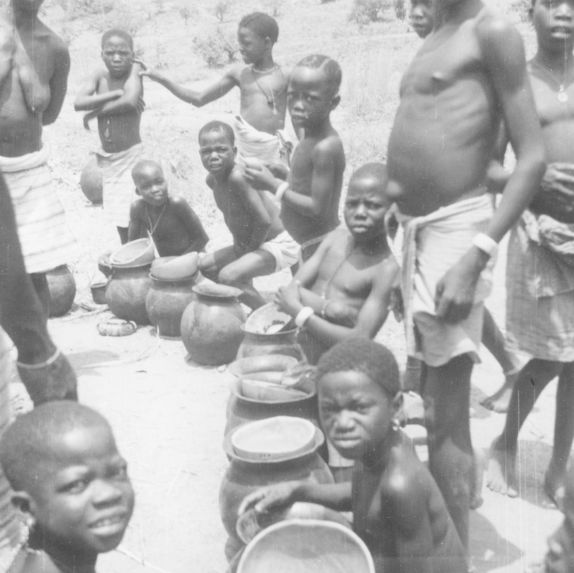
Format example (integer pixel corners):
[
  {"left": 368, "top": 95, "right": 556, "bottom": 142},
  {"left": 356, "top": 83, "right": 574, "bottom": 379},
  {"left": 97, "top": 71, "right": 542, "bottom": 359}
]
[
  {"left": 141, "top": 12, "right": 291, "bottom": 166},
  {"left": 74, "top": 29, "right": 144, "bottom": 244},
  {"left": 197, "top": 121, "right": 298, "bottom": 309},
  {"left": 487, "top": 0, "right": 574, "bottom": 508},
  {"left": 386, "top": 0, "right": 545, "bottom": 547},
  {"left": 0, "top": 0, "right": 76, "bottom": 313},
  {"left": 245, "top": 54, "right": 345, "bottom": 262},
  {"left": 128, "top": 160, "right": 208, "bottom": 256},
  {"left": 240, "top": 339, "right": 468, "bottom": 573}
]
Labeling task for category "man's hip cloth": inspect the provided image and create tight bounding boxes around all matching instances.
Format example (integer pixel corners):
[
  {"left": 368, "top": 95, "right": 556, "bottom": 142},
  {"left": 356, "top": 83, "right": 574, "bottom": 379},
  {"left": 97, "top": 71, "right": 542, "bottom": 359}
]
[
  {"left": 0, "top": 147, "right": 76, "bottom": 274},
  {"left": 506, "top": 163, "right": 574, "bottom": 362},
  {"left": 393, "top": 194, "right": 495, "bottom": 368},
  {"left": 259, "top": 231, "right": 299, "bottom": 272}
]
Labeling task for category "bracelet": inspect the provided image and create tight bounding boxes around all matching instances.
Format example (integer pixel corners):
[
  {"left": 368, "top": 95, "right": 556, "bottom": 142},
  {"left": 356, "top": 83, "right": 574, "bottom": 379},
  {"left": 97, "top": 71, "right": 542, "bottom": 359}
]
[
  {"left": 472, "top": 233, "right": 498, "bottom": 258},
  {"left": 17, "top": 348, "right": 61, "bottom": 370},
  {"left": 276, "top": 182, "right": 289, "bottom": 202},
  {"left": 295, "top": 306, "right": 314, "bottom": 328}
]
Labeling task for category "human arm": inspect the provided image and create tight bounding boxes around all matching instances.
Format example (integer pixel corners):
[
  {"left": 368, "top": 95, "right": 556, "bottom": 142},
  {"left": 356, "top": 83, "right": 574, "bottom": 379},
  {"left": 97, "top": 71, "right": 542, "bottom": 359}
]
[
  {"left": 173, "top": 197, "right": 209, "bottom": 252},
  {"left": 93, "top": 62, "right": 144, "bottom": 117},
  {"left": 43, "top": 41, "right": 70, "bottom": 125},
  {"left": 139, "top": 64, "right": 237, "bottom": 107},
  {"left": 238, "top": 480, "right": 352, "bottom": 516},
  {"left": 435, "top": 20, "right": 545, "bottom": 323},
  {"left": 127, "top": 201, "right": 146, "bottom": 242}
]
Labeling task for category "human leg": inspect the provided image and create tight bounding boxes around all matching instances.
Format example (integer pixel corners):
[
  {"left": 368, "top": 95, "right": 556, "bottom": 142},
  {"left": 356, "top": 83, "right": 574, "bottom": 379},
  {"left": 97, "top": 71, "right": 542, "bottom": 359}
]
[
  {"left": 199, "top": 246, "right": 238, "bottom": 282},
  {"left": 117, "top": 226, "right": 128, "bottom": 244},
  {"left": 30, "top": 272, "right": 50, "bottom": 317},
  {"left": 423, "top": 354, "right": 473, "bottom": 549},
  {"left": 545, "top": 362, "right": 574, "bottom": 507},
  {"left": 487, "top": 359, "right": 562, "bottom": 497}
]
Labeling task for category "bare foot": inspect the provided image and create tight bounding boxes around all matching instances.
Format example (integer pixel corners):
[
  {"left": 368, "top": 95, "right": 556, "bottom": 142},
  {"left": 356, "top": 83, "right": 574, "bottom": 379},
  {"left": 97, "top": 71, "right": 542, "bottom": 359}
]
[
  {"left": 544, "top": 463, "right": 566, "bottom": 510},
  {"left": 486, "top": 438, "right": 518, "bottom": 497},
  {"left": 480, "top": 370, "right": 520, "bottom": 413}
]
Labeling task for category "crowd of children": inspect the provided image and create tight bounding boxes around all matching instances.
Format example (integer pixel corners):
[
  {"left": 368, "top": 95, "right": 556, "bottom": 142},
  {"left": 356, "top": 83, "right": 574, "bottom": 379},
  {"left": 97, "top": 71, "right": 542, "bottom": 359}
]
[{"left": 1, "top": 0, "right": 574, "bottom": 571}]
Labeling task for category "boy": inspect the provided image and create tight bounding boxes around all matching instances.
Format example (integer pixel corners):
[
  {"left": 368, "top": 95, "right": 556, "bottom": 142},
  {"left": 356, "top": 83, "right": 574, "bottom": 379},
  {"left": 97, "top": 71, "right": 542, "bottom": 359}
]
[
  {"left": 140, "top": 12, "right": 291, "bottom": 166},
  {"left": 273, "top": 163, "right": 398, "bottom": 365},
  {"left": 74, "top": 29, "right": 145, "bottom": 244},
  {"left": 240, "top": 339, "right": 467, "bottom": 573},
  {"left": 245, "top": 54, "right": 345, "bottom": 262},
  {"left": 0, "top": 0, "right": 76, "bottom": 313},
  {"left": 488, "top": 0, "right": 574, "bottom": 507},
  {"left": 386, "top": 0, "right": 545, "bottom": 548},
  {"left": 409, "top": 0, "right": 434, "bottom": 38},
  {"left": 197, "top": 121, "right": 298, "bottom": 309},
  {"left": 0, "top": 401, "right": 134, "bottom": 573},
  {"left": 128, "top": 160, "right": 208, "bottom": 257}
]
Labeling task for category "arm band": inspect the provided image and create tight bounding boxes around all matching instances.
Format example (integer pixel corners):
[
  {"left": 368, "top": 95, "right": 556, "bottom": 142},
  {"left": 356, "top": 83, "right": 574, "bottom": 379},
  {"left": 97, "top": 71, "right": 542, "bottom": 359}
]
[
  {"left": 295, "top": 306, "right": 314, "bottom": 328},
  {"left": 472, "top": 233, "right": 498, "bottom": 258}
]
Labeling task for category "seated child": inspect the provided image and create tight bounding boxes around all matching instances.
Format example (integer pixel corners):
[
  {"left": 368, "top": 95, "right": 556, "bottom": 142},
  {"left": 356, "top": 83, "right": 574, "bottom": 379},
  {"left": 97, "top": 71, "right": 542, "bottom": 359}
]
[
  {"left": 0, "top": 401, "right": 134, "bottom": 573},
  {"left": 128, "top": 159, "right": 208, "bottom": 256},
  {"left": 245, "top": 54, "right": 345, "bottom": 262},
  {"left": 240, "top": 339, "right": 467, "bottom": 573},
  {"left": 197, "top": 120, "right": 299, "bottom": 309},
  {"left": 273, "top": 163, "right": 398, "bottom": 365}
]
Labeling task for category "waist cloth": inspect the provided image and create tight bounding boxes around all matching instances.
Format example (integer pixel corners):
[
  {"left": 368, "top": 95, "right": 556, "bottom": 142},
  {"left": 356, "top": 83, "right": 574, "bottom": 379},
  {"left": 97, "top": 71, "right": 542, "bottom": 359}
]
[
  {"left": 0, "top": 147, "right": 76, "bottom": 274},
  {"left": 395, "top": 193, "right": 494, "bottom": 367},
  {"left": 259, "top": 231, "right": 299, "bottom": 272},
  {"left": 507, "top": 163, "right": 574, "bottom": 361},
  {"left": 96, "top": 143, "right": 144, "bottom": 228},
  {"left": 0, "top": 329, "right": 22, "bottom": 572}
]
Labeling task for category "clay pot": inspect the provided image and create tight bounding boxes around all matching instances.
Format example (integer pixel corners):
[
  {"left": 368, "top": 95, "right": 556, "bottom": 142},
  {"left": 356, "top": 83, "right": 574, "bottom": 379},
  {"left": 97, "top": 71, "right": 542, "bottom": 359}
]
[
  {"left": 110, "top": 238, "right": 155, "bottom": 268},
  {"left": 105, "top": 263, "right": 151, "bottom": 325},
  {"left": 145, "top": 275, "right": 196, "bottom": 338},
  {"left": 47, "top": 265, "right": 76, "bottom": 317},
  {"left": 80, "top": 156, "right": 103, "bottom": 204},
  {"left": 219, "top": 423, "right": 333, "bottom": 561},
  {"left": 90, "top": 281, "right": 108, "bottom": 305},
  {"left": 180, "top": 283, "right": 246, "bottom": 366}
]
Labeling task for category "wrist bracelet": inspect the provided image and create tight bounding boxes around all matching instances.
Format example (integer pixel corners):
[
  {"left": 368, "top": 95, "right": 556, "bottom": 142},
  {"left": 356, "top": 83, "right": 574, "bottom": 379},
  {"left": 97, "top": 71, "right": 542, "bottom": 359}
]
[
  {"left": 472, "top": 233, "right": 498, "bottom": 258},
  {"left": 295, "top": 306, "right": 314, "bottom": 328},
  {"left": 17, "top": 348, "right": 61, "bottom": 370},
  {"left": 276, "top": 182, "right": 289, "bottom": 202}
]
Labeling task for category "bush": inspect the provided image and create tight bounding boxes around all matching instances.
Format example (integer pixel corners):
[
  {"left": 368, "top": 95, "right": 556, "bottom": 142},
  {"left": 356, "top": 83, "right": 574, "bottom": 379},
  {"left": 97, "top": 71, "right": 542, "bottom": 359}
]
[
  {"left": 214, "top": 0, "right": 231, "bottom": 23},
  {"left": 193, "top": 28, "right": 238, "bottom": 68},
  {"left": 510, "top": 0, "right": 531, "bottom": 22},
  {"left": 348, "top": 0, "right": 393, "bottom": 25}
]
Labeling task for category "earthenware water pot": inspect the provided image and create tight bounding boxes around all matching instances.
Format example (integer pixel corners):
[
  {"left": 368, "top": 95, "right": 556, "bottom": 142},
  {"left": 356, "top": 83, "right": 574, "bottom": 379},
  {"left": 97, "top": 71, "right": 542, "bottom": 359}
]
[
  {"left": 219, "top": 423, "right": 333, "bottom": 561},
  {"left": 145, "top": 275, "right": 196, "bottom": 338},
  {"left": 47, "top": 265, "right": 76, "bottom": 317},
  {"left": 180, "top": 283, "right": 246, "bottom": 366},
  {"left": 79, "top": 155, "right": 103, "bottom": 204},
  {"left": 105, "top": 262, "right": 152, "bottom": 325}
]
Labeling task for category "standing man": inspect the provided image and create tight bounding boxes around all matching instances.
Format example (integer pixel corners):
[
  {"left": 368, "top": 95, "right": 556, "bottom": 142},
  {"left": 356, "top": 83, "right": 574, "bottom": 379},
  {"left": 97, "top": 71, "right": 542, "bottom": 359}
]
[{"left": 386, "top": 0, "right": 545, "bottom": 548}]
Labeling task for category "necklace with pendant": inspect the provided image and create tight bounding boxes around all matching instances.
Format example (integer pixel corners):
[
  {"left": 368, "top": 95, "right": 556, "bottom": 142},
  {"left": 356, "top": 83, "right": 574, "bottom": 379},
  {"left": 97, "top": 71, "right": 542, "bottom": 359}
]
[
  {"left": 533, "top": 59, "right": 570, "bottom": 104},
  {"left": 250, "top": 65, "right": 286, "bottom": 116}
]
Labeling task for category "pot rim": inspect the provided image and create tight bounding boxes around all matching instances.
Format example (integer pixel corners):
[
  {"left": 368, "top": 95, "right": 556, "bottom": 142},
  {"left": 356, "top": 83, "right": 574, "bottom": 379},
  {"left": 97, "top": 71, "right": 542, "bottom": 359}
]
[{"left": 229, "top": 378, "right": 316, "bottom": 405}]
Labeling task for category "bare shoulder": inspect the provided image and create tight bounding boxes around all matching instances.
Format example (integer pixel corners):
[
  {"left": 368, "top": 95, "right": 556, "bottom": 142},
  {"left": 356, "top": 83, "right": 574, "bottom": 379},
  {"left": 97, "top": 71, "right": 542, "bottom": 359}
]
[
  {"left": 381, "top": 447, "right": 430, "bottom": 505},
  {"left": 228, "top": 63, "right": 247, "bottom": 83},
  {"left": 38, "top": 20, "right": 68, "bottom": 52},
  {"left": 475, "top": 8, "right": 522, "bottom": 53},
  {"left": 168, "top": 195, "right": 188, "bottom": 207},
  {"left": 130, "top": 197, "right": 146, "bottom": 215},
  {"left": 312, "top": 132, "right": 345, "bottom": 162},
  {"left": 205, "top": 173, "right": 216, "bottom": 189},
  {"left": 228, "top": 165, "right": 248, "bottom": 189}
]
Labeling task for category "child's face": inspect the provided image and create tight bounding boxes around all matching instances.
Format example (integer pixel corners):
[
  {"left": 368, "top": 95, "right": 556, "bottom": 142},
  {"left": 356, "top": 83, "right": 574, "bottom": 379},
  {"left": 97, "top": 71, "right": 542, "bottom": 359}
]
[
  {"left": 318, "top": 370, "right": 397, "bottom": 460},
  {"left": 102, "top": 36, "right": 134, "bottom": 78},
  {"left": 410, "top": 0, "right": 434, "bottom": 38},
  {"left": 199, "top": 129, "right": 236, "bottom": 176},
  {"left": 26, "top": 424, "right": 135, "bottom": 556},
  {"left": 344, "top": 178, "right": 390, "bottom": 242},
  {"left": 237, "top": 27, "right": 268, "bottom": 65},
  {"left": 288, "top": 66, "right": 338, "bottom": 130},
  {"left": 532, "top": 0, "right": 574, "bottom": 51},
  {"left": 133, "top": 164, "right": 168, "bottom": 206}
]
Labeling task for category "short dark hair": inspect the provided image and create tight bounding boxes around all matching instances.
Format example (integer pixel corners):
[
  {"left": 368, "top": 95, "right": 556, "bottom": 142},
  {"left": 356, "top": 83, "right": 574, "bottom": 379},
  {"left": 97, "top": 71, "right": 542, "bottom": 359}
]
[
  {"left": 296, "top": 54, "right": 342, "bottom": 96},
  {"left": 349, "top": 162, "right": 388, "bottom": 190},
  {"left": 101, "top": 29, "right": 134, "bottom": 50},
  {"left": 198, "top": 120, "right": 235, "bottom": 145},
  {"left": 239, "top": 12, "right": 279, "bottom": 43},
  {"left": 131, "top": 159, "right": 163, "bottom": 181},
  {"left": 0, "top": 402, "right": 112, "bottom": 491},
  {"left": 317, "top": 338, "right": 400, "bottom": 397}
]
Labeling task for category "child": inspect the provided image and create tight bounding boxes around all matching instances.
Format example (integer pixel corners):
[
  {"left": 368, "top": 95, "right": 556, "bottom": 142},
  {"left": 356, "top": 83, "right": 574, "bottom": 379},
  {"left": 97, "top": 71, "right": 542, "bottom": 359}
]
[
  {"left": 487, "top": 0, "right": 574, "bottom": 507},
  {"left": 0, "top": 401, "right": 135, "bottom": 573},
  {"left": 74, "top": 29, "right": 145, "bottom": 244},
  {"left": 386, "top": 0, "right": 545, "bottom": 547},
  {"left": 128, "top": 160, "right": 208, "bottom": 257},
  {"left": 197, "top": 121, "right": 299, "bottom": 309},
  {"left": 140, "top": 12, "right": 291, "bottom": 166},
  {"left": 245, "top": 54, "right": 345, "bottom": 262},
  {"left": 240, "top": 339, "right": 467, "bottom": 573},
  {"left": 409, "top": 0, "right": 434, "bottom": 38}
]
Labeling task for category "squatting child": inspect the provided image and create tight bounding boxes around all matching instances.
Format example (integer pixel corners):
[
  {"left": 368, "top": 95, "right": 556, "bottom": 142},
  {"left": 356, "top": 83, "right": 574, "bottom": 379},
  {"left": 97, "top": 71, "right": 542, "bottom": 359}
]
[
  {"left": 245, "top": 54, "right": 345, "bottom": 262},
  {"left": 0, "top": 401, "right": 135, "bottom": 573},
  {"left": 74, "top": 29, "right": 145, "bottom": 244},
  {"left": 141, "top": 12, "right": 291, "bottom": 166},
  {"left": 197, "top": 121, "right": 299, "bottom": 309},
  {"left": 240, "top": 339, "right": 468, "bottom": 573},
  {"left": 128, "top": 160, "right": 208, "bottom": 257}
]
